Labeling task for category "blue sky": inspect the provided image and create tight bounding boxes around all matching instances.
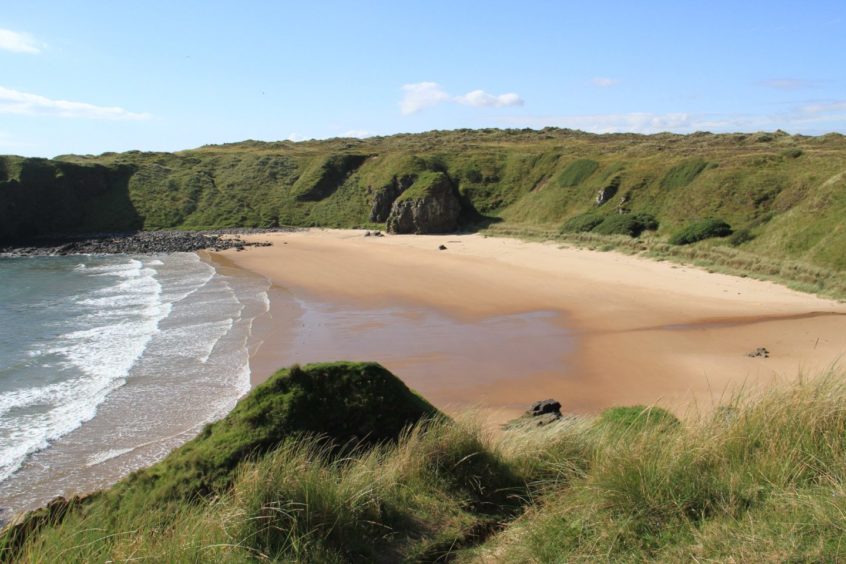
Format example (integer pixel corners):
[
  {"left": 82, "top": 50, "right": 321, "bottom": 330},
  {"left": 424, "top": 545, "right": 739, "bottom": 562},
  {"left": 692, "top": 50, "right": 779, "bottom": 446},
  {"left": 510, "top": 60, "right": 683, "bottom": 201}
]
[{"left": 1, "top": 1, "right": 844, "bottom": 157}]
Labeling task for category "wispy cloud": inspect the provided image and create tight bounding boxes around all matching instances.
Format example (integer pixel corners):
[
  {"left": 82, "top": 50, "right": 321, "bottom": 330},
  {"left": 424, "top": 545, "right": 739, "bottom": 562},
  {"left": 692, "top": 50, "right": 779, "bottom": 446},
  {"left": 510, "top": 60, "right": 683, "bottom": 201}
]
[
  {"left": 498, "top": 101, "right": 846, "bottom": 134},
  {"left": 342, "top": 129, "right": 372, "bottom": 139},
  {"left": 0, "top": 28, "right": 43, "bottom": 54},
  {"left": 400, "top": 82, "right": 523, "bottom": 115},
  {"left": 400, "top": 82, "right": 451, "bottom": 115},
  {"left": 0, "top": 86, "right": 151, "bottom": 120},
  {"left": 759, "top": 78, "right": 817, "bottom": 90},
  {"left": 455, "top": 90, "right": 523, "bottom": 108},
  {"left": 591, "top": 77, "right": 620, "bottom": 88}
]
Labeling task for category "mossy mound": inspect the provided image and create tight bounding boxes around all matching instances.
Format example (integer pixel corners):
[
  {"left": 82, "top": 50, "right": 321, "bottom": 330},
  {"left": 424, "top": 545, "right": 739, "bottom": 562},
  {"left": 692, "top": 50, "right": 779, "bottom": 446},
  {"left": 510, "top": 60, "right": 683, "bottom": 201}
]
[
  {"left": 596, "top": 405, "right": 681, "bottom": 432},
  {"left": 112, "top": 361, "right": 438, "bottom": 504}
]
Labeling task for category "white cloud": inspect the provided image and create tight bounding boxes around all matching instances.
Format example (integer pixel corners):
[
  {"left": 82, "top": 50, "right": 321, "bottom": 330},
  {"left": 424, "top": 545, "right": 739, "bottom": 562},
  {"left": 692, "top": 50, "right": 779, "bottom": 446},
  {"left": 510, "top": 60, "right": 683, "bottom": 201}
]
[
  {"left": 286, "top": 132, "right": 306, "bottom": 142},
  {"left": 591, "top": 77, "right": 620, "bottom": 88},
  {"left": 400, "top": 82, "right": 524, "bottom": 114},
  {"left": 342, "top": 129, "right": 372, "bottom": 138},
  {"left": 498, "top": 101, "right": 846, "bottom": 134},
  {"left": 0, "top": 86, "right": 151, "bottom": 120},
  {"left": 455, "top": 90, "right": 524, "bottom": 108},
  {"left": 400, "top": 82, "right": 450, "bottom": 115},
  {"left": 799, "top": 100, "right": 846, "bottom": 115},
  {"left": 0, "top": 28, "right": 43, "bottom": 54}
]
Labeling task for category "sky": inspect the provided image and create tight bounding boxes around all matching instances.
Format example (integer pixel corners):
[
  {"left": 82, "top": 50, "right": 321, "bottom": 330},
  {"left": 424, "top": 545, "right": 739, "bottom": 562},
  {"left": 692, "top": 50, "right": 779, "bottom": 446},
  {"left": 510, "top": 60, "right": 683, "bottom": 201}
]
[{"left": 1, "top": 0, "right": 844, "bottom": 157}]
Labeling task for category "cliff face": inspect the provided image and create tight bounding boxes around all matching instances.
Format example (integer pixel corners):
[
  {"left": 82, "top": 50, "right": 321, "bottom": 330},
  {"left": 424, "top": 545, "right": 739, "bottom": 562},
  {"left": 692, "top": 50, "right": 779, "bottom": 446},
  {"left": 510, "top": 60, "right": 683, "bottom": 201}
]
[
  {"left": 385, "top": 171, "right": 462, "bottom": 234},
  {"left": 0, "top": 157, "right": 139, "bottom": 242},
  {"left": 2, "top": 129, "right": 846, "bottom": 271}
]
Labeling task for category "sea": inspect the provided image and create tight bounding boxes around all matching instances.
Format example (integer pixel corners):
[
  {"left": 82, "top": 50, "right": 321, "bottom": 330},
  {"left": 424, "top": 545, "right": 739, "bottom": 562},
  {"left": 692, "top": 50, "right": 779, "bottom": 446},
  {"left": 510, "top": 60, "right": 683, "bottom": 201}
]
[{"left": 0, "top": 252, "right": 270, "bottom": 519}]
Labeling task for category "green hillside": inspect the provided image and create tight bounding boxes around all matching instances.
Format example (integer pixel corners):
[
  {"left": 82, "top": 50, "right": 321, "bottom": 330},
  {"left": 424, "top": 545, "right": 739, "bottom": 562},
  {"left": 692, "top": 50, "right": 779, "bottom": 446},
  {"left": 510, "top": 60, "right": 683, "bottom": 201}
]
[
  {"left": 5, "top": 362, "right": 846, "bottom": 562},
  {"left": 2, "top": 128, "right": 846, "bottom": 271}
]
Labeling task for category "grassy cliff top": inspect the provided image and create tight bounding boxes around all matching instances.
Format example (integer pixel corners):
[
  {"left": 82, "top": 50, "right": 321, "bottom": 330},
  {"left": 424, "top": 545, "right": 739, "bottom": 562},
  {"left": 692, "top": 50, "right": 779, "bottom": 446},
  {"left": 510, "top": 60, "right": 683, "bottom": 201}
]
[{"left": 3, "top": 126, "right": 846, "bottom": 291}]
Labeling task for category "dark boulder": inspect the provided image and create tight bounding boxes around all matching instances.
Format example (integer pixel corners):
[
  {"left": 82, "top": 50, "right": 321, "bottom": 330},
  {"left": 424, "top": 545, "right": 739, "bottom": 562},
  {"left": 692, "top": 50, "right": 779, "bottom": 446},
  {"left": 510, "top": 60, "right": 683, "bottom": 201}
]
[
  {"left": 529, "top": 399, "right": 562, "bottom": 417},
  {"left": 386, "top": 172, "right": 462, "bottom": 234}
]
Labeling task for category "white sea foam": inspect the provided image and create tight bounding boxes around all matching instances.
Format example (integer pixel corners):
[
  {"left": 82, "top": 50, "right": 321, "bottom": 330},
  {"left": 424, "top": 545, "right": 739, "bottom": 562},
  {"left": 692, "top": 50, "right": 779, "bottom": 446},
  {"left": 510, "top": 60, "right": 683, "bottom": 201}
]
[
  {"left": 0, "top": 253, "right": 270, "bottom": 507},
  {"left": 0, "top": 256, "right": 180, "bottom": 482}
]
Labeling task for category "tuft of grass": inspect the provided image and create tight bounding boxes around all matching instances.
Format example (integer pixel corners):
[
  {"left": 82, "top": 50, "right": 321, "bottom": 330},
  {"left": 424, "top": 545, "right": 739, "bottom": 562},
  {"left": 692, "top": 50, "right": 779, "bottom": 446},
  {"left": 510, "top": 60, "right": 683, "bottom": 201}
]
[{"left": 482, "top": 373, "right": 846, "bottom": 562}]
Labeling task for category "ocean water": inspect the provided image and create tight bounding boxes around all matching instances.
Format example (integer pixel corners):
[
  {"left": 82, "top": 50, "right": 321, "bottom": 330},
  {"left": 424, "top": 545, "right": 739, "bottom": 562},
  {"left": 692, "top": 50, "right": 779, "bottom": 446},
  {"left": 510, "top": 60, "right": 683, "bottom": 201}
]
[{"left": 0, "top": 253, "right": 269, "bottom": 518}]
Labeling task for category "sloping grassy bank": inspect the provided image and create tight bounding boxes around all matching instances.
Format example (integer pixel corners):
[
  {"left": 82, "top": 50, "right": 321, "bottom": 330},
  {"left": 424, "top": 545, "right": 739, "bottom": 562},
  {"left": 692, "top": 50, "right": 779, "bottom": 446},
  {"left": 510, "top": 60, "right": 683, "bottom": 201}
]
[
  {"left": 3, "top": 128, "right": 846, "bottom": 272},
  {"left": 5, "top": 362, "right": 846, "bottom": 562}
]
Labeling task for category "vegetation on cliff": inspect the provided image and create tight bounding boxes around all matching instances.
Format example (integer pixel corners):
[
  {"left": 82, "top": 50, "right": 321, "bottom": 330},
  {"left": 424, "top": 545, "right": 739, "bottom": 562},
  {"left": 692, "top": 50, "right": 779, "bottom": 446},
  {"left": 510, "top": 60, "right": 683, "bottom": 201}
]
[
  {"left": 5, "top": 362, "right": 846, "bottom": 562},
  {"left": 3, "top": 128, "right": 846, "bottom": 274}
]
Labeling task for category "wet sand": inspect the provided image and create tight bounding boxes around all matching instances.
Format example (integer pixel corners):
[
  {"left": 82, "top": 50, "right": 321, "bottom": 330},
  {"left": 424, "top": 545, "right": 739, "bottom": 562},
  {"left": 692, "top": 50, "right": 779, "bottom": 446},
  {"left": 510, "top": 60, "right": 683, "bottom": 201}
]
[{"left": 213, "top": 229, "right": 846, "bottom": 422}]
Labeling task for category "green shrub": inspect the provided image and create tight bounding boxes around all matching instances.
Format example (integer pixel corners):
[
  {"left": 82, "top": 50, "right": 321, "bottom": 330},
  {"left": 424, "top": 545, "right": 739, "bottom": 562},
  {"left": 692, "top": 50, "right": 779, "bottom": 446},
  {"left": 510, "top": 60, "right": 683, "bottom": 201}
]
[
  {"left": 560, "top": 213, "right": 604, "bottom": 233},
  {"left": 669, "top": 218, "right": 732, "bottom": 245},
  {"left": 593, "top": 213, "right": 659, "bottom": 237},
  {"left": 781, "top": 148, "right": 803, "bottom": 159}
]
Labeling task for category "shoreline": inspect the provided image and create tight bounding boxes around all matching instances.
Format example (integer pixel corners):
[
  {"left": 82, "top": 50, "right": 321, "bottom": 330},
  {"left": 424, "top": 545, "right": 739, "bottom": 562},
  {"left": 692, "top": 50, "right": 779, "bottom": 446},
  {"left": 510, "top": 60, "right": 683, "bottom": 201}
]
[
  {"left": 0, "top": 228, "right": 289, "bottom": 257},
  {"left": 214, "top": 229, "right": 846, "bottom": 420},
  {"left": 0, "top": 251, "right": 267, "bottom": 520}
]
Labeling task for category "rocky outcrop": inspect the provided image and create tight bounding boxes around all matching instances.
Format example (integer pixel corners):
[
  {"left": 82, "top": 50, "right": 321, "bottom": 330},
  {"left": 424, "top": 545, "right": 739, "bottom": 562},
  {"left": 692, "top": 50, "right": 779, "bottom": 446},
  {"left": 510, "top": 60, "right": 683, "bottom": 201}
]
[
  {"left": 369, "top": 174, "right": 416, "bottom": 222},
  {"left": 502, "top": 398, "right": 564, "bottom": 430},
  {"left": 529, "top": 399, "right": 562, "bottom": 417},
  {"left": 595, "top": 176, "right": 621, "bottom": 206},
  {"left": 386, "top": 172, "right": 462, "bottom": 234}
]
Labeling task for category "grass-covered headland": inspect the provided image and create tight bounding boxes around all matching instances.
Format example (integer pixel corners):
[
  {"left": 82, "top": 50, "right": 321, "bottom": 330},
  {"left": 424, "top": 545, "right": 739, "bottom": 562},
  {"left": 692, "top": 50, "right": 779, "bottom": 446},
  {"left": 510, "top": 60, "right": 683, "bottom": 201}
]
[
  {"left": 4, "top": 361, "right": 846, "bottom": 562},
  {"left": 3, "top": 128, "right": 846, "bottom": 288}
]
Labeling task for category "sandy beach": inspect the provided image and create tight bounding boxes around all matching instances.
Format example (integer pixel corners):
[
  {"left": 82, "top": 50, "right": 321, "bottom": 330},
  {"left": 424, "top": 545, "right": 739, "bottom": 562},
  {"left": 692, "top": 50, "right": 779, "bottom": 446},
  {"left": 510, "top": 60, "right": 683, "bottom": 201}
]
[{"left": 213, "top": 229, "right": 846, "bottom": 423}]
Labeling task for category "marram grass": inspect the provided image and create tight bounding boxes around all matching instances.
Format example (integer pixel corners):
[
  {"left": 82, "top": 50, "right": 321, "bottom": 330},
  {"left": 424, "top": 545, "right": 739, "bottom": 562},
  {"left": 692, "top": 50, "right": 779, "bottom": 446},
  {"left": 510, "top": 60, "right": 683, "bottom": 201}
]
[{"left": 7, "top": 368, "right": 846, "bottom": 562}]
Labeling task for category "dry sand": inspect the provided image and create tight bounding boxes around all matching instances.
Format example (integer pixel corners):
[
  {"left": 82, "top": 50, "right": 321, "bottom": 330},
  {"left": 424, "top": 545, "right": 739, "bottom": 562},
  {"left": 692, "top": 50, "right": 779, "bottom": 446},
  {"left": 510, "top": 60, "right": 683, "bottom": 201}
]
[{"left": 213, "top": 229, "right": 846, "bottom": 423}]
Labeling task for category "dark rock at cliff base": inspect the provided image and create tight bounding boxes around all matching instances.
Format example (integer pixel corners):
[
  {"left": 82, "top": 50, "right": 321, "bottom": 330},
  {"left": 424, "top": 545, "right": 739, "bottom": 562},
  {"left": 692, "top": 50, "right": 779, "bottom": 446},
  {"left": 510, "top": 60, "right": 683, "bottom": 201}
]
[
  {"left": 529, "top": 399, "right": 562, "bottom": 417},
  {"left": 0, "top": 228, "right": 289, "bottom": 257},
  {"left": 386, "top": 172, "right": 462, "bottom": 234}
]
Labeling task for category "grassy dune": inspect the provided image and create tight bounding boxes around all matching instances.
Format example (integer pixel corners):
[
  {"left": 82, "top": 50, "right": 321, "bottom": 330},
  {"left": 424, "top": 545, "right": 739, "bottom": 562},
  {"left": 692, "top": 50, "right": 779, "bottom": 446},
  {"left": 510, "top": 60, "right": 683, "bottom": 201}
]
[{"left": 5, "top": 363, "right": 846, "bottom": 562}]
